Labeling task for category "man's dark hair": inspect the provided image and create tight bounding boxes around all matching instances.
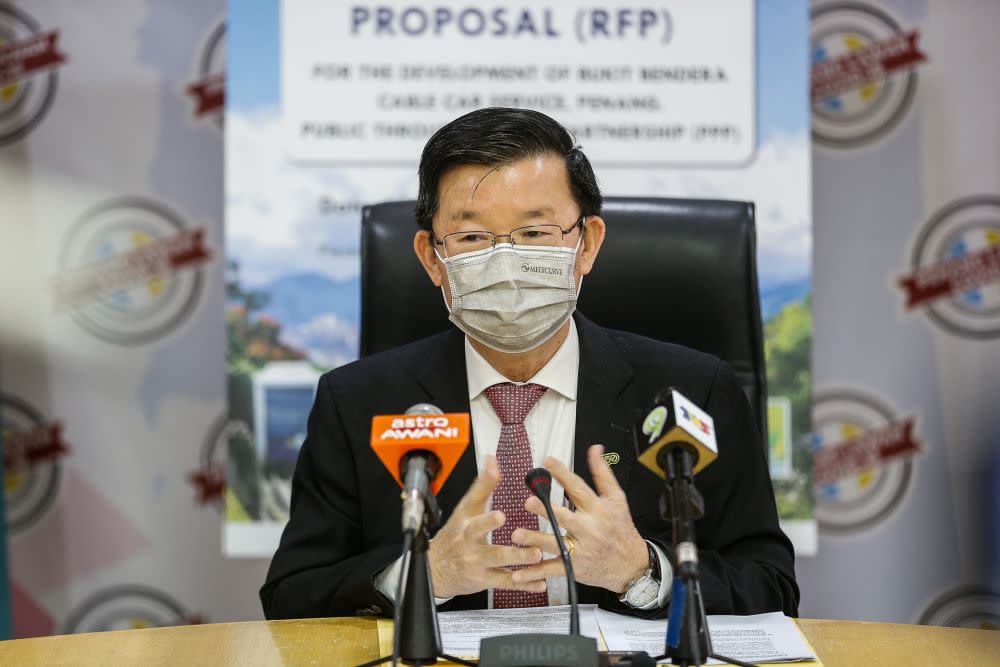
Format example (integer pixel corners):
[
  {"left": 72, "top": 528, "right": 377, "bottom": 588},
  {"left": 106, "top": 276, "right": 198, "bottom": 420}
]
[{"left": 415, "top": 107, "right": 603, "bottom": 231}]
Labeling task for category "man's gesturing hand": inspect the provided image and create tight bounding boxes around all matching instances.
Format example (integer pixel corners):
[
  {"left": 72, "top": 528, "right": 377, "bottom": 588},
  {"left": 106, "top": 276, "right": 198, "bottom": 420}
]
[
  {"left": 428, "top": 455, "right": 545, "bottom": 599},
  {"left": 509, "top": 445, "right": 649, "bottom": 594}
]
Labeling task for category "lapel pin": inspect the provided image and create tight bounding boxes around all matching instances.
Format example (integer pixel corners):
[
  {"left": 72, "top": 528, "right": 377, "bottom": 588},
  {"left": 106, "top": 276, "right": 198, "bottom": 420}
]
[{"left": 603, "top": 452, "right": 620, "bottom": 466}]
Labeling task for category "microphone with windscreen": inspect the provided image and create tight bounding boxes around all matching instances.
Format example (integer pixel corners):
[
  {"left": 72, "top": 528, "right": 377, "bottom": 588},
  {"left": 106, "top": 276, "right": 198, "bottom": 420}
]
[
  {"left": 370, "top": 403, "right": 471, "bottom": 535},
  {"left": 368, "top": 403, "right": 471, "bottom": 667},
  {"left": 634, "top": 388, "right": 719, "bottom": 666}
]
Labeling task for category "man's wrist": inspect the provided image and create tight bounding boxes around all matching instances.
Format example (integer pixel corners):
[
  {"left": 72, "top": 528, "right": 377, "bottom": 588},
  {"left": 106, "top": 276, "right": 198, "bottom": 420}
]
[
  {"left": 618, "top": 536, "right": 654, "bottom": 593},
  {"left": 619, "top": 541, "right": 663, "bottom": 608}
]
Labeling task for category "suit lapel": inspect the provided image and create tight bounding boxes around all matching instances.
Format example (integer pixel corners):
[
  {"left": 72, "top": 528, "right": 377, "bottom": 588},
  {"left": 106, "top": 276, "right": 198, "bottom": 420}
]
[
  {"left": 415, "top": 329, "right": 478, "bottom": 514},
  {"left": 415, "top": 329, "right": 486, "bottom": 611},
  {"left": 573, "top": 314, "right": 637, "bottom": 498}
]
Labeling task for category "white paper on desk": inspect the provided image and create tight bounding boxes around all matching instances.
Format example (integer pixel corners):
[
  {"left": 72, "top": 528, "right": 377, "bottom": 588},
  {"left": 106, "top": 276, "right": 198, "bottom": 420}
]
[
  {"left": 595, "top": 609, "right": 816, "bottom": 664},
  {"left": 437, "top": 604, "right": 603, "bottom": 659}
]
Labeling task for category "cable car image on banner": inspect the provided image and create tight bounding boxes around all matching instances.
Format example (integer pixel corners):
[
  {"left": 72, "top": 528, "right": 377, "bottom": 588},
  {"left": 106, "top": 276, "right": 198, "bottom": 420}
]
[{"left": 251, "top": 360, "right": 319, "bottom": 482}]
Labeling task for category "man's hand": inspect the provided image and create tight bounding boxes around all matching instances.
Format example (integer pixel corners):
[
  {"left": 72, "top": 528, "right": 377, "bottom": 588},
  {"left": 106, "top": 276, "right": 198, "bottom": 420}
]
[
  {"left": 428, "top": 455, "right": 546, "bottom": 598},
  {"left": 510, "top": 445, "right": 649, "bottom": 594}
]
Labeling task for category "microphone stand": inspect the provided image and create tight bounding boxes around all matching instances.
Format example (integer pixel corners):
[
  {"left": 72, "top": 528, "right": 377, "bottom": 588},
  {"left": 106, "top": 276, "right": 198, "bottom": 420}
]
[
  {"left": 397, "top": 494, "right": 441, "bottom": 665},
  {"left": 477, "top": 469, "right": 598, "bottom": 667},
  {"left": 657, "top": 446, "right": 712, "bottom": 667},
  {"left": 354, "top": 489, "right": 476, "bottom": 667}
]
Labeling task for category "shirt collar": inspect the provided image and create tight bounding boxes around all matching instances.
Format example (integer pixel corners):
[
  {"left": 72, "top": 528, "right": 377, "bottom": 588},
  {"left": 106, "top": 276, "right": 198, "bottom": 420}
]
[{"left": 465, "top": 318, "right": 579, "bottom": 401}]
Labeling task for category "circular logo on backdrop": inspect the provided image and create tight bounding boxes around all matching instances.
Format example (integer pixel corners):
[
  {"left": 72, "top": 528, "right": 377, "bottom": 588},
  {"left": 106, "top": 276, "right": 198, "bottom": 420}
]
[
  {"left": 0, "top": 3, "right": 67, "bottom": 145},
  {"left": 898, "top": 196, "right": 1000, "bottom": 339},
  {"left": 185, "top": 21, "right": 225, "bottom": 126},
  {"left": 919, "top": 586, "right": 1000, "bottom": 630},
  {"left": 188, "top": 414, "right": 252, "bottom": 510},
  {"left": 810, "top": 2, "right": 927, "bottom": 148},
  {"left": 812, "top": 391, "right": 921, "bottom": 534},
  {"left": 53, "top": 197, "right": 213, "bottom": 345},
  {"left": 1, "top": 393, "right": 69, "bottom": 534},
  {"left": 64, "top": 585, "right": 195, "bottom": 633}
]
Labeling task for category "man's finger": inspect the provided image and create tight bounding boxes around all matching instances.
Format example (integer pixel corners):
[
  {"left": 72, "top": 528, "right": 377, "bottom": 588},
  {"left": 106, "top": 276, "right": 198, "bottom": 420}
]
[
  {"left": 523, "top": 496, "right": 582, "bottom": 533},
  {"left": 484, "top": 544, "right": 543, "bottom": 568},
  {"left": 588, "top": 444, "right": 624, "bottom": 499},
  {"left": 511, "top": 558, "right": 569, "bottom": 584},
  {"left": 465, "top": 509, "right": 505, "bottom": 540},
  {"left": 544, "top": 456, "right": 598, "bottom": 511},
  {"left": 510, "top": 528, "right": 559, "bottom": 554},
  {"left": 456, "top": 455, "right": 500, "bottom": 514},
  {"left": 485, "top": 569, "right": 548, "bottom": 593}
]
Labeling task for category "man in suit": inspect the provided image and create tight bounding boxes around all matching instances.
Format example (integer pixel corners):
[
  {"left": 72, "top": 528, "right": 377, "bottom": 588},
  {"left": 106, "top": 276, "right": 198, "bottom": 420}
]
[{"left": 261, "top": 107, "right": 798, "bottom": 620}]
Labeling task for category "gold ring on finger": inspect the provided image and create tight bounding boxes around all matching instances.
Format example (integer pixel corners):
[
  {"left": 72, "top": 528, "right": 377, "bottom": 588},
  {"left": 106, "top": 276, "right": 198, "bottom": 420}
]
[{"left": 563, "top": 534, "right": 577, "bottom": 557}]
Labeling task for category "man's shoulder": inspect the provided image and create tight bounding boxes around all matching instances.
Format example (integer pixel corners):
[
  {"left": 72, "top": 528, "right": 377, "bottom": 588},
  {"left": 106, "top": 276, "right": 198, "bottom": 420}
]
[
  {"left": 593, "top": 321, "right": 722, "bottom": 376},
  {"left": 318, "top": 328, "right": 459, "bottom": 393},
  {"left": 581, "top": 318, "right": 727, "bottom": 398}
]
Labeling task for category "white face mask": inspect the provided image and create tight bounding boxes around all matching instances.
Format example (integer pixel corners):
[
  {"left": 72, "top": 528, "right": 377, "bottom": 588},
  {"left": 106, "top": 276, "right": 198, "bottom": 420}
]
[{"left": 437, "top": 238, "right": 582, "bottom": 353}]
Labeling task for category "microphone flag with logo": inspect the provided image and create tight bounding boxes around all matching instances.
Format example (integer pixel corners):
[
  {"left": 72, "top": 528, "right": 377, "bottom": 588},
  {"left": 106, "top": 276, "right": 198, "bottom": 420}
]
[
  {"left": 370, "top": 410, "right": 470, "bottom": 494},
  {"left": 635, "top": 388, "right": 718, "bottom": 478}
]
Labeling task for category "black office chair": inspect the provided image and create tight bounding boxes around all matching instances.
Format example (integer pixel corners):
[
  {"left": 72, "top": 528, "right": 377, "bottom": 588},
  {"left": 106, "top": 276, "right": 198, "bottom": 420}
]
[{"left": 360, "top": 197, "right": 768, "bottom": 445}]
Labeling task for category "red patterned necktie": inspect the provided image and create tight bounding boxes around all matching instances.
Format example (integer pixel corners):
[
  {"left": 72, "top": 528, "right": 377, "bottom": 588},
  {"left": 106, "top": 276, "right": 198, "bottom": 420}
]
[{"left": 484, "top": 381, "right": 549, "bottom": 609}]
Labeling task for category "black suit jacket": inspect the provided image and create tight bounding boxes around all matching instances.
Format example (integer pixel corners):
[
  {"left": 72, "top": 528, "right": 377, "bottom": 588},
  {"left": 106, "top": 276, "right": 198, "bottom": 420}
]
[{"left": 260, "top": 313, "right": 799, "bottom": 620}]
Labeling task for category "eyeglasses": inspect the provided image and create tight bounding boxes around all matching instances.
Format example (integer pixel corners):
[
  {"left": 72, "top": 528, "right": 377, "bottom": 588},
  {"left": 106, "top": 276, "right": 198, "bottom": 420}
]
[{"left": 433, "top": 217, "right": 585, "bottom": 258}]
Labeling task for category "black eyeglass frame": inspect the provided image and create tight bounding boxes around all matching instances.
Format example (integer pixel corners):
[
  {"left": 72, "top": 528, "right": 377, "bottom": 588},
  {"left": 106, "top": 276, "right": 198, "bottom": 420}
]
[{"left": 431, "top": 216, "right": 586, "bottom": 256}]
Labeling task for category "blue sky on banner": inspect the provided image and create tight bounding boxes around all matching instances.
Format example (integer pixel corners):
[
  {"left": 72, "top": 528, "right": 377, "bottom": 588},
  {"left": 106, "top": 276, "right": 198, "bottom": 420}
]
[
  {"left": 226, "top": 0, "right": 810, "bottom": 308},
  {"left": 228, "top": 0, "right": 809, "bottom": 141}
]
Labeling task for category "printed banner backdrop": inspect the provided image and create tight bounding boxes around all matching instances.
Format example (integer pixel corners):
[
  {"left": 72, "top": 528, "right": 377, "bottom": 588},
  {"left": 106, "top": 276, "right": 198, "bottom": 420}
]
[
  {"left": 800, "top": 0, "right": 1000, "bottom": 626},
  {"left": 0, "top": 0, "right": 268, "bottom": 637},
  {"left": 0, "top": 370, "right": 9, "bottom": 638},
  {"left": 224, "top": 0, "right": 816, "bottom": 558}
]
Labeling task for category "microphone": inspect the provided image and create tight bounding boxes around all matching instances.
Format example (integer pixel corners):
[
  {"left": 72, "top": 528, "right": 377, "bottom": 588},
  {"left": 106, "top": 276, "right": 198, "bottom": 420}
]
[
  {"left": 370, "top": 404, "right": 471, "bottom": 666},
  {"left": 370, "top": 403, "right": 471, "bottom": 534},
  {"left": 525, "top": 468, "right": 580, "bottom": 636},
  {"left": 634, "top": 388, "right": 718, "bottom": 665},
  {"left": 478, "top": 469, "right": 600, "bottom": 666},
  {"left": 635, "top": 387, "right": 717, "bottom": 578}
]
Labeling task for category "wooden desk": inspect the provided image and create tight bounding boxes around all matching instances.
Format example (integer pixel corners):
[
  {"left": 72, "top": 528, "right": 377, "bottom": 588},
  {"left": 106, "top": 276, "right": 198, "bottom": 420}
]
[{"left": 0, "top": 617, "right": 997, "bottom": 666}]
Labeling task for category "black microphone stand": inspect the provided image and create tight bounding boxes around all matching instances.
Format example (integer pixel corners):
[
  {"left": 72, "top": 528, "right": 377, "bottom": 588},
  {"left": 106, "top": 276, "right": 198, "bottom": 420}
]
[
  {"left": 657, "top": 445, "right": 712, "bottom": 667},
  {"left": 354, "top": 492, "right": 476, "bottom": 667},
  {"left": 477, "top": 469, "right": 598, "bottom": 667},
  {"left": 397, "top": 494, "right": 442, "bottom": 665}
]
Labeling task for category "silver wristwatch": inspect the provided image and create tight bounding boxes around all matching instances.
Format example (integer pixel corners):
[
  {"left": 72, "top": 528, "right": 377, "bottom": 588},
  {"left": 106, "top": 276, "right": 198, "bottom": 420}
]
[{"left": 619, "top": 542, "right": 662, "bottom": 608}]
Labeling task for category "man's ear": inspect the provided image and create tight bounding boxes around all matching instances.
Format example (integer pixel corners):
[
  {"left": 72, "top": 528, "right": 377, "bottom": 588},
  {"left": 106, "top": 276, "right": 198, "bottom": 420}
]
[
  {"left": 414, "top": 229, "right": 445, "bottom": 287},
  {"left": 577, "top": 216, "right": 606, "bottom": 276}
]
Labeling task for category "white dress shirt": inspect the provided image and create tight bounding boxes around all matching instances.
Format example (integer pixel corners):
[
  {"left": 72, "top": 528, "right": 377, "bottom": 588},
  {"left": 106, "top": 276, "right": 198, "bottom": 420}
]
[{"left": 375, "top": 319, "right": 670, "bottom": 609}]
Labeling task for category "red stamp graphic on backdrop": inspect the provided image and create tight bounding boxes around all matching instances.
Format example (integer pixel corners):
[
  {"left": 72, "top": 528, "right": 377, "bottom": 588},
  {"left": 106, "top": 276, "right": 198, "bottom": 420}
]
[
  {"left": 188, "top": 415, "right": 252, "bottom": 510},
  {"left": 188, "top": 466, "right": 225, "bottom": 505},
  {"left": 811, "top": 30, "right": 925, "bottom": 102},
  {"left": 54, "top": 197, "right": 213, "bottom": 346},
  {"left": 812, "top": 391, "right": 921, "bottom": 534},
  {"left": 0, "top": 30, "right": 65, "bottom": 84},
  {"left": 53, "top": 228, "right": 211, "bottom": 310},
  {"left": 186, "top": 21, "right": 225, "bottom": 125},
  {"left": 811, "top": 3, "right": 927, "bottom": 148},
  {"left": 1, "top": 393, "right": 69, "bottom": 534},
  {"left": 900, "top": 196, "right": 1000, "bottom": 339},
  {"left": 0, "top": 4, "right": 68, "bottom": 145},
  {"left": 813, "top": 417, "right": 919, "bottom": 486}
]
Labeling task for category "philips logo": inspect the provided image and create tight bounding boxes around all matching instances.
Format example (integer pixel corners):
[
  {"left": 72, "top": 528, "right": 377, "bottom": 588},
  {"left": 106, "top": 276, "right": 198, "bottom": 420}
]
[
  {"left": 498, "top": 643, "right": 579, "bottom": 663},
  {"left": 521, "top": 264, "right": 563, "bottom": 275}
]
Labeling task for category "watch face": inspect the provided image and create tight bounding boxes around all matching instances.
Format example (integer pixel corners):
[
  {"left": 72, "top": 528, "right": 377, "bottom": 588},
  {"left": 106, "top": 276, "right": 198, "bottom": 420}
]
[{"left": 626, "top": 574, "right": 660, "bottom": 607}]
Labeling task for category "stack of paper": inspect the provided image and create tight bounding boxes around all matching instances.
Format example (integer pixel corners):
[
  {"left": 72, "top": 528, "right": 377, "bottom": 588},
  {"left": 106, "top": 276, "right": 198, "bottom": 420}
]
[
  {"left": 595, "top": 607, "right": 818, "bottom": 665},
  {"left": 378, "top": 604, "right": 821, "bottom": 664}
]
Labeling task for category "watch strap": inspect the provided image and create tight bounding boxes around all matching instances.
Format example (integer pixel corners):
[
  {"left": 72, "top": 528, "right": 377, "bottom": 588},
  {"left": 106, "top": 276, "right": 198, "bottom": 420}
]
[{"left": 646, "top": 541, "right": 661, "bottom": 582}]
